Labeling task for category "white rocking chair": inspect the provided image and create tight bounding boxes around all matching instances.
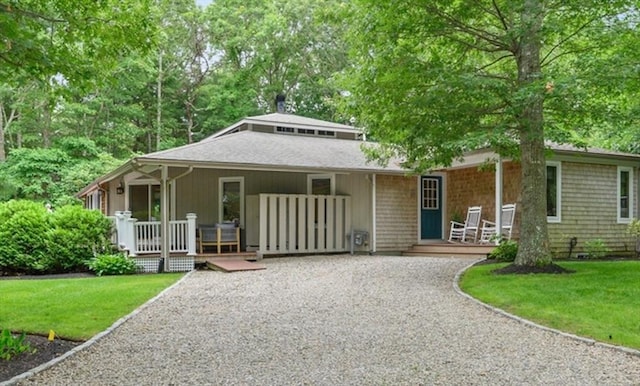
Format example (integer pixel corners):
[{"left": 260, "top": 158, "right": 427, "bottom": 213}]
[
  {"left": 480, "top": 203, "right": 516, "bottom": 244},
  {"left": 448, "top": 206, "right": 482, "bottom": 243}
]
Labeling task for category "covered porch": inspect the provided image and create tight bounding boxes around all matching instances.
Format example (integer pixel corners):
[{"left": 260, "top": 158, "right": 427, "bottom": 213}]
[{"left": 111, "top": 192, "right": 354, "bottom": 271}]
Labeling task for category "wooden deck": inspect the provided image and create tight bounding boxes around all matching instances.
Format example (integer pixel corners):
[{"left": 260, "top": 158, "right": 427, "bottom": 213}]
[{"left": 403, "top": 242, "right": 495, "bottom": 259}]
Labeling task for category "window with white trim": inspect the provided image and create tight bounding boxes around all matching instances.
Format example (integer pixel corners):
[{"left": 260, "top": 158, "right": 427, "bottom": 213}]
[
  {"left": 618, "top": 166, "right": 633, "bottom": 223},
  {"left": 219, "top": 177, "right": 244, "bottom": 226},
  {"left": 546, "top": 161, "right": 561, "bottom": 222},
  {"left": 307, "top": 174, "right": 335, "bottom": 195}
]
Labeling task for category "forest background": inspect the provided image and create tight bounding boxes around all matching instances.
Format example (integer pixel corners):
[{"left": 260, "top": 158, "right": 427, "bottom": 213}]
[{"left": 0, "top": 0, "right": 638, "bottom": 209}]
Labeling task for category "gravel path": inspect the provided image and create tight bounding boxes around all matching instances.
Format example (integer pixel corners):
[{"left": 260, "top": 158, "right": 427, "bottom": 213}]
[{"left": 13, "top": 255, "right": 640, "bottom": 385}]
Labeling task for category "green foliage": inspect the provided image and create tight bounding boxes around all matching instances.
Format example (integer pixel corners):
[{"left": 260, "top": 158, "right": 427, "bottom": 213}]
[
  {"left": 584, "top": 239, "right": 610, "bottom": 260},
  {"left": 487, "top": 240, "right": 519, "bottom": 262},
  {"left": 626, "top": 219, "right": 640, "bottom": 238},
  {"left": 87, "top": 254, "right": 137, "bottom": 276},
  {"left": 0, "top": 329, "right": 33, "bottom": 360},
  {"left": 0, "top": 200, "right": 51, "bottom": 273},
  {"left": 0, "top": 200, "right": 113, "bottom": 274},
  {"left": 0, "top": 141, "right": 122, "bottom": 206},
  {"left": 460, "top": 261, "right": 640, "bottom": 350}
]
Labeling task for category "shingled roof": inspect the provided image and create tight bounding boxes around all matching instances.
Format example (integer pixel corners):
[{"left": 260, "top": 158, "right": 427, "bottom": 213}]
[{"left": 136, "top": 130, "right": 404, "bottom": 173}]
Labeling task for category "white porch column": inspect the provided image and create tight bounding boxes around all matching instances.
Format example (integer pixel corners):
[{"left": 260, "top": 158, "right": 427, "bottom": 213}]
[
  {"left": 161, "top": 165, "right": 170, "bottom": 271},
  {"left": 495, "top": 157, "right": 503, "bottom": 244},
  {"left": 125, "top": 215, "right": 137, "bottom": 256},
  {"left": 186, "top": 213, "right": 197, "bottom": 256},
  {"left": 114, "top": 211, "right": 125, "bottom": 248}
]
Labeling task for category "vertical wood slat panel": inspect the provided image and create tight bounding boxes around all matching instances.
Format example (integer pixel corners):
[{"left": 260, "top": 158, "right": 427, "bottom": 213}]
[
  {"left": 257, "top": 194, "right": 351, "bottom": 255},
  {"left": 269, "top": 196, "right": 278, "bottom": 252},
  {"left": 259, "top": 194, "right": 268, "bottom": 253},
  {"left": 307, "top": 196, "right": 316, "bottom": 251},
  {"left": 327, "top": 198, "right": 335, "bottom": 250},
  {"left": 298, "top": 197, "right": 307, "bottom": 252},
  {"left": 279, "top": 196, "right": 288, "bottom": 253},
  {"left": 317, "top": 197, "right": 325, "bottom": 250},
  {"left": 288, "top": 197, "right": 297, "bottom": 253}
]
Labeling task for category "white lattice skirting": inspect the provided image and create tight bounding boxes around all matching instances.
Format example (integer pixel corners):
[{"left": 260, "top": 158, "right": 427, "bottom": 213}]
[
  {"left": 134, "top": 257, "right": 194, "bottom": 273},
  {"left": 134, "top": 257, "right": 162, "bottom": 273}
]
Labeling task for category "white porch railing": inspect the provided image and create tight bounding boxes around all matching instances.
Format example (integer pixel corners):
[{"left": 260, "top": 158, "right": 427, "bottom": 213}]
[
  {"left": 114, "top": 211, "right": 197, "bottom": 256},
  {"left": 258, "top": 194, "right": 351, "bottom": 255}
]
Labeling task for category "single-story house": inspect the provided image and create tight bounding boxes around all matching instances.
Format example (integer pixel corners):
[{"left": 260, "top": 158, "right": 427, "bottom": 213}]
[{"left": 78, "top": 112, "right": 640, "bottom": 270}]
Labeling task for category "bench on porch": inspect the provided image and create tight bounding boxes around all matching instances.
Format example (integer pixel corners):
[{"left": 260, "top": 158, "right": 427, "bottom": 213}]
[{"left": 199, "top": 223, "right": 240, "bottom": 254}]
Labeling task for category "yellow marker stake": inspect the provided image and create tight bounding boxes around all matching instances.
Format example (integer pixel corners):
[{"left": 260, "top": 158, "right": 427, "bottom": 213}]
[{"left": 48, "top": 330, "right": 55, "bottom": 341}]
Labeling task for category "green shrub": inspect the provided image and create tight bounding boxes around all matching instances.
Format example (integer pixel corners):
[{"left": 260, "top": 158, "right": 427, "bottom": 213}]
[
  {"left": 0, "top": 329, "right": 34, "bottom": 360},
  {"left": 0, "top": 200, "right": 50, "bottom": 274},
  {"left": 47, "top": 205, "right": 113, "bottom": 272},
  {"left": 0, "top": 200, "right": 113, "bottom": 274},
  {"left": 487, "top": 239, "right": 518, "bottom": 262},
  {"left": 584, "top": 239, "right": 610, "bottom": 259},
  {"left": 87, "top": 254, "right": 137, "bottom": 276}
]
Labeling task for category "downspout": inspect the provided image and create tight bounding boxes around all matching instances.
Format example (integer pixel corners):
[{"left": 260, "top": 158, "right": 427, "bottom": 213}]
[
  {"left": 495, "top": 157, "right": 503, "bottom": 244},
  {"left": 161, "top": 165, "right": 170, "bottom": 271},
  {"left": 371, "top": 174, "right": 377, "bottom": 254}
]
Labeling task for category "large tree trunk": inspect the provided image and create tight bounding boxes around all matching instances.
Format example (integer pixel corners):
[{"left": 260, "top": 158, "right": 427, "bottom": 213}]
[{"left": 514, "top": 0, "right": 552, "bottom": 266}]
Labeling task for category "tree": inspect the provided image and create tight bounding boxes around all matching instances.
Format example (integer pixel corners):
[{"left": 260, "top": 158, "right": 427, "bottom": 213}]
[
  {"left": 341, "top": 1, "right": 638, "bottom": 267},
  {"left": 0, "top": 0, "right": 156, "bottom": 83},
  {"left": 204, "top": 0, "right": 349, "bottom": 128}
]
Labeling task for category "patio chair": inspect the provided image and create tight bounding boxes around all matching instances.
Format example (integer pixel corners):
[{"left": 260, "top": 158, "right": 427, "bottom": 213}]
[
  {"left": 448, "top": 206, "right": 482, "bottom": 243},
  {"left": 199, "top": 223, "right": 240, "bottom": 254},
  {"left": 480, "top": 203, "right": 517, "bottom": 244}
]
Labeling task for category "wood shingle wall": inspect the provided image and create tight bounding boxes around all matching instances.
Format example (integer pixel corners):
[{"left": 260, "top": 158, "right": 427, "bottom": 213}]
[
  {"left": 549, "top": 161, "right": 637, "bottom": 257},
  {"left": 375, "top": 175, "right": 418, "bottom": 252}
]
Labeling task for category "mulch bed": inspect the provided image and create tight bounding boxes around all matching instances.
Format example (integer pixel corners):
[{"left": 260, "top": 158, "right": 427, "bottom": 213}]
[
  {"left": 492, "top": 263, "right": 575, "bottom": 274},
  {"left": 0, "top": 334, "right": 81, "bottom": 383}
]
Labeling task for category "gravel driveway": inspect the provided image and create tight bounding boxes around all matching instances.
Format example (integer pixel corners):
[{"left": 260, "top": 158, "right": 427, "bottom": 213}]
[{"left": 13, "top": 255, "right": 640, "bottom": 385}]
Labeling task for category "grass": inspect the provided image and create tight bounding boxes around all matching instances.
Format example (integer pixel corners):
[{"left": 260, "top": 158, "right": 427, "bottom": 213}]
[
  {"left": 0, "top": 273, "right": 183, "bottom": 341},
  {"left": 459, "top": 261, "right": 640, "bottom": 350}
]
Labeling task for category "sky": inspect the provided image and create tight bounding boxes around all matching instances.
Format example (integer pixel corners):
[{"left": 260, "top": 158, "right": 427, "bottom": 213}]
[{"left": 195, "top": 0, "right": 213, "bottom": 6}]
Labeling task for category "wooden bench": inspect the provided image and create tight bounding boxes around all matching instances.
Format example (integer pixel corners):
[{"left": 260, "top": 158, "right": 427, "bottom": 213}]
[{"left": 199, "top": 223, "right": 240, "bottom": 254}]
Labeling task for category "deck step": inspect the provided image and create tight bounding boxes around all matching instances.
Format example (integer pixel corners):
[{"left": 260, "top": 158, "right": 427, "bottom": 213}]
[{"left": 403, "top": 243, "right": 494, "bottom": 258}]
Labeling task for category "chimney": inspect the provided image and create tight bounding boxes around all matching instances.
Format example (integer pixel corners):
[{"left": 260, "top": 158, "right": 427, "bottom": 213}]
[{"left": 275, "top": 94, "right": 286, "bottom": 113}]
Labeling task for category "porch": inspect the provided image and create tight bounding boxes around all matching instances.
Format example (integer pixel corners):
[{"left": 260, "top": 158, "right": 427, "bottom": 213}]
[
  {"left": 111, "top": 193, "right": 354, "bottom": 271},
  {"left": 403, "top": 243, "right": 495, "bottom": 259}
]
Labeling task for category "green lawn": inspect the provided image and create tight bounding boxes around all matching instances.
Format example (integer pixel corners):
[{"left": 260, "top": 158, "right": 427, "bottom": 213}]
[
  {"left": 459, "top": 261, "right": 640, "bottom": 350},
  {"left": 0, "top": 273, "right": 183, "bottom": 341}
]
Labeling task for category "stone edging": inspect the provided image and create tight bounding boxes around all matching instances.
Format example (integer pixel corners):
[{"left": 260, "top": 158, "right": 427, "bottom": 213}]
[
  {"left": 1, "top": 270, "right": 196, "bottom": 386},
  {"left": 452, "top": 259, "right": 640, "bottom": 358}
]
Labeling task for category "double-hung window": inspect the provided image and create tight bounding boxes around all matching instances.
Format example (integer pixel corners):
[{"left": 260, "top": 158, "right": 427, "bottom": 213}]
[
  {"left": 618, "top": 166, "right": 633, "bottom": 223},
  {"left": 546, "top": 161, "right": 561, "bottom": 223}
]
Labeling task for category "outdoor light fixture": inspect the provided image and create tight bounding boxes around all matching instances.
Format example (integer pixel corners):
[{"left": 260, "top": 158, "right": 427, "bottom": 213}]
[{"left": 116, "top": 182, "right": 125, "bottom": 195}]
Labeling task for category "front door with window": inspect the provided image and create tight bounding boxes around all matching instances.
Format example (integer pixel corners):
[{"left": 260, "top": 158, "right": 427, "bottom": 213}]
[{"left": 420, "top": 176, "right": 443, "bottom": 239}]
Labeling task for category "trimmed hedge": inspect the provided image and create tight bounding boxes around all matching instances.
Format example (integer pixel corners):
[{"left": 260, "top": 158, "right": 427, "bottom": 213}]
[{"left": 0, "top": 200, "right": 113, "bottom": 274}]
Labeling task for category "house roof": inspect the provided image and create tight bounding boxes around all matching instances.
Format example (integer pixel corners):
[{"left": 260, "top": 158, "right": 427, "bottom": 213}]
[
  {"left": 209, "top": 112, "right": 359, "bottom": 139},
  {"left": 136, "top": 130, "right": 404, "bottom": 173}
]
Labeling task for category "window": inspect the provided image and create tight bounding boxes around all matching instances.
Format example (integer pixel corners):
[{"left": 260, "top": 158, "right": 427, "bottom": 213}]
[
  {"left": 422, "top": 178, "right": 439, "bottom": 210},
  {"left": 275, "top": 126, "right": 295, "bottom": 133},
  {"left": 129, "top": 184, "right": 161, "bottom": 221},
  {"left": 219, "top": 177, "right": 244, "bottom": 226},
  {"left": 618, "top": 166, "right": 633, "bottom": 223},
  {"left": 546, "top": 162, "right": 561, "bottom": 223},
  {"left": 307, "top": 174, "right": 335, "bottom": 195}
]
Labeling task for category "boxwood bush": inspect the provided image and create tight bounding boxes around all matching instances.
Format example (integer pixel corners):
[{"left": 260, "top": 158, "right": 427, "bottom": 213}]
[{"left": 0, "top": 200, "right": 113, "bottom": 275}]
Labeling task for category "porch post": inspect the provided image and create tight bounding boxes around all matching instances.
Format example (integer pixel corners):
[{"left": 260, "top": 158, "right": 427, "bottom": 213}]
[
  {"left": 495, "top": 157, "right": 503, "bottom": 244},
  {"left": 126, "top": 215, "right": 137, "bottom": 257},
  {"left": 161, "top": 165, "right": 170, "bottom": 271},
  {"left": 186, "top": 213, "right": 197, "bottom": 256}
]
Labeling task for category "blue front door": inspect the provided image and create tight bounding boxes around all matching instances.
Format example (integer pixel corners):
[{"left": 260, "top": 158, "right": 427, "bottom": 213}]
[{"left": 420, "top": 176, "right": 443, "bottom": 239}]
